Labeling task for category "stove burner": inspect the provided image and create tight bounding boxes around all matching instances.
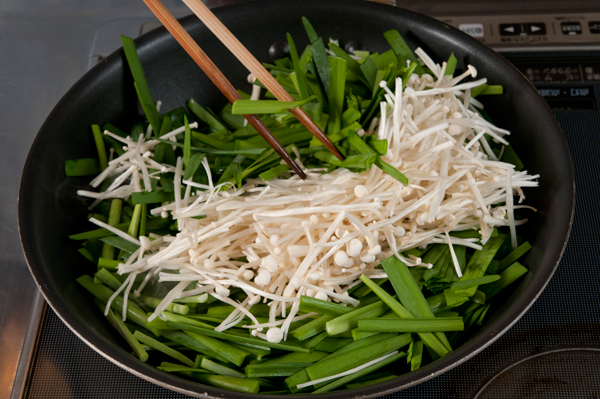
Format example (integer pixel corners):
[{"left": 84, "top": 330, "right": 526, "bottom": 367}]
[{"left": 473, "top": 348, "right": 600, "bottom": 399}]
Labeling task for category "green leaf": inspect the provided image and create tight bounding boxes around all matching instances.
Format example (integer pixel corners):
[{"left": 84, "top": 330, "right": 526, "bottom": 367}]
[
  {"left": 472, "top": 290, "right": 486, "bottom": 304},
  {"left": 299, "top": 45, "right": 312, "bottom": 73},
  {"left": 308, "top": 37, "right": 330, "bottom": 97},
  {"left": 231, "top": 96, "right": 316, "bottom": 115},
  {"left": 326, "top": 301, "right": 388, "bottom": 336},
  {"left": 473, "top": 85, "right": 504, "bottom": 97},
  {"left": 287, "top": 33, "right": 311, "bottom": 100},
  {"left": 410, "top": 340, "right": 423, "bottom": 371},
  {"left": 103, "top": 305, "right": 148, "bottom": 362},
  {"left": 154, "top": 117, "right": 174, "bottom": 165},
  {"left": 450, "top": 275, "right": 501, "bottom": 290},
  {"left": 191, "top": 131, "right": 227, "bottom": 149},
  {"left": 130, "top": 123, "right": 145, "bottom": 142},
  {"left": 328, "top": 43, "right": 371, "bottom": 88},
  {"left": 275, "top": 72, "right": 300, "bottom": 96},
  {"left": 102, "top": 134, "right": 125, "bottom": 156},
  {"left": 120, "top": 36, "right": 161, "bottom": 136},
  {"left": 237, "top": 89, "right": 250, "bottom": 99},
  {"left": 65, "top": 158, "right": 101, "bottom": 176},
  {"left": 347, "top": 130, "right": 376, "bottom": 155},
  {"left": 368, "top": 139, "right": 388, "bottom": 156},
  {"left": 159, "top": 176, "right": 174, "bottom": 193},
  {"left": 484, "top": 85, "right": 504, "bottom": 95},
  {"left": 183, "top": 152, "right": 207, "bottom": 181},
  {"left": 183, "top": 115, "right": 191, "bottom": 167},
  {"left": 301, "top": 102, "right": 322, "bottom": 121},
  {"left": 134, "top": 330, "right": 194, "bottom": 367},
  {"left": 347, "top": 130, "right": 408, "bottom": 185},
  {"left": 217, "top": 155, "right": 245, "bottom": 188},
  {"left": 357, "top": 317, "right": 464, "bottom": 333},
  {"left": 342, "top": 154, "right": 377, "bottom": 170},
  {"left": 443, "top": 288, "right": 469, "bottom": 307},
  {"left": 444, "top": 53, "right": 457, "bottom": 77},
  {"left": 91, "top": 125, "right": 108, "bottom": 170},
  {"left": 372, "top": 49, "right": 398, "bottom": 70},
  {"left": 479, "top": 262, "right": 528, "bottom": 300},
  {"left": 306, "top": 61, "right": 328, "bottom": 109},
  {"left": 274, "top": 57, "right": 292, "bottom": 69},
  {"left": 259, "top": 164, "right": 290, "bottom": 181},
  {"left": 360, "top": 63, "right": 398, "bottom": 126},
  {"left": 382, "top": 256, "right": 453, "bottom": 353},
  {"left": 322, "top": 121, "right": 362, "bottom": 144},
  {"left": 100, "top": 235, "right": 140, "bottom": 254},
  {"left": 219, "top": 105, "right": 246, "bottom": 131},
  {"left": 187, "top": 99, "right": 227, "bottom": 134},
  {"left": 383, "top": 29, "right": 424, "bottom": 75},
  {"left": 402, "top": 61, "right": 419, "bottom": 88},
  {"left": 500, "top": 145, "right": 524, "bottom": 171},
  {"left": 498, "top": 241, "right": 532, "bottom": 272},
  {"left": 327, "top": 57, "right": 347, "bottom": 136},
  {"left": 301, "top": 17, "right": 319, "bottom": 43},
  {"left": 313, "top": 151, "right": 341, "bottom": 166},
  {"left": 305, "top": 334, "right": 411, "bottom": 381},
  {"left": 454, "top": 235, "right": 505, "bottom": 297},
  {"left": 313, "top": 352, "right": 406, "bottom": 393},
  {"left": 359, "top": 275, "right": 450, "bottom": 358},
  {"left": 157, "top": 114, "right": 173, "bottom": 138},
  {"left": 359, "top": 56, "right": 378, "bottom": 90},
  {"left": 103, "top": 123, "right": 128, "bottom": 138},
  {"left": 298, "top": 296, "right": 353, "bottom": 317},
  {"left": 131, "top": 190, "right": 175, "bottom": 205},
  {"left": 169, "top": 322, "right": 310, "bottom": 353},
  {"left": 342, "top": 107, "right": 361, "bottom": 127}
]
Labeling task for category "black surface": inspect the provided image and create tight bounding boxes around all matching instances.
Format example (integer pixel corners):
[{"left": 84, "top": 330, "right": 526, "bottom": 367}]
[
  {"left": 473, "top": 349, "right": 600, "bottom": 398},
  {"left": 19, "top": 1, "right": 574, "bottom": 398}
]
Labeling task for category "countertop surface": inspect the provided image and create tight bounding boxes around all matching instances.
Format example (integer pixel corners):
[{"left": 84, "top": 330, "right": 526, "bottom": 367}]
[{"left": 1, "top": 3, "right": 197, "bottom": 396}]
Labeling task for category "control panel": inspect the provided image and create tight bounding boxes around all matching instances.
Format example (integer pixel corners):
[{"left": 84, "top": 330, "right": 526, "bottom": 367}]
[{"left": 436, "top": 13, "right": 600, "bottom": 50}]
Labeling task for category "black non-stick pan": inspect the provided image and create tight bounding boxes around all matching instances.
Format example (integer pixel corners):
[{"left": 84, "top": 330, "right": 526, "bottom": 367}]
[{"left": 18, "top": 0, "right": 574, "bottom": 397}]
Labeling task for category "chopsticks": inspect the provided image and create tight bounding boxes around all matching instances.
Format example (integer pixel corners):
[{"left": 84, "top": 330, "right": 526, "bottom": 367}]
[
  {"left": 142, "top": 0, "right": 307, "bottom": 179},
  {"left": 182, "top": 0, "right": 345, "bottom": 162}
]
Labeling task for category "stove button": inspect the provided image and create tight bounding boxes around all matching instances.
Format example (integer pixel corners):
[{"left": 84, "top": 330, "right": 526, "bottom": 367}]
[
  {"left": 526, "top": 22, "right": 546, "bottom": 35},
  {"left": 500, "top": 23, "right": 525, "bottom": 36},
  {"left": 590, "top": 21, "right": 600, "bottom": 34},
  {"left": 561, "top": 22, "right": 582, "bottom": 35},
  {"left": 459, "top": 23, "right": 485, "bottom": 38}
]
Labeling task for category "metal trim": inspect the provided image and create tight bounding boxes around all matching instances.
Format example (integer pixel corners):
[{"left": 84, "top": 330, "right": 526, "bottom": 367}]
[
  {"left": 10, "top": 290, "right": 47, "bottom": 399},
  {"left": 494, "top": 44, "right": 600, "bottom": 52}
]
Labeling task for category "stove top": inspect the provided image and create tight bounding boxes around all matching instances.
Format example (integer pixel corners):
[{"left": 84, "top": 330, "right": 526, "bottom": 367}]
[{"left": 3, "top": 1, "right": 600, "bottom": 398}]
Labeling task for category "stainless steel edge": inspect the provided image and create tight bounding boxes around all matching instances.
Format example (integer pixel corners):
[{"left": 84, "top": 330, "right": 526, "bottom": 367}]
[{"left": 9, "top": 292, "right": 46, "bottom": 399}]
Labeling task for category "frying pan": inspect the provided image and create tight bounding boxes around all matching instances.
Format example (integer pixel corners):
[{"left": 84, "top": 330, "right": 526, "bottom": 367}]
[{"left": 18, "top": 0, "right": 574, "bottom": 397}]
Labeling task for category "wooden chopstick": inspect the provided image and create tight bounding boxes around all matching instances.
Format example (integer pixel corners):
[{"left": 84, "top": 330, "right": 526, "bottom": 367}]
[
  {"left": 182, "top": 0, "right": 345, "bottom": 162},
  {"left": 142, "top": 0, "right": 306, "bottom": 179}
]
